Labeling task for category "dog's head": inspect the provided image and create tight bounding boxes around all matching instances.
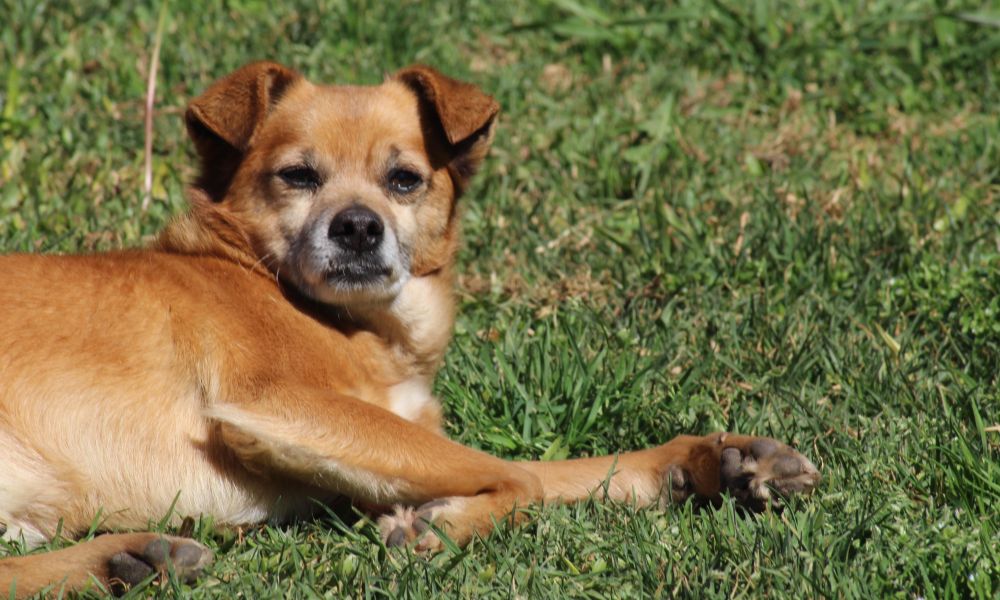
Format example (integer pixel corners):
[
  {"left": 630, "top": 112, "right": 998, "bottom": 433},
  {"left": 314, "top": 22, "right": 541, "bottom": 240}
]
[{"left": 181, "top": 62, "right": 497, "bottom": 307}]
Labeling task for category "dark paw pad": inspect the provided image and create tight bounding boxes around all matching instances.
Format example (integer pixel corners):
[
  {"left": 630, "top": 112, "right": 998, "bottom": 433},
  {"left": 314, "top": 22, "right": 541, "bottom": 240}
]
[
  {"left": 108, "top": 552, "right": 155, "bottom": 591},
  {"left": 386, "top": 526, "right": 407, "bottom": 547},
  {"left": 378, "top": 499, "right": 451, "bottom": 552},
  {"left": 413, "top": 498, "right": 449, "bottom": 532},
  {"left": 660, "top": 464, "right": 694, "bottom": 505},
  {"left": 107, "top": 537, "right": 212, "bottom": 595}
]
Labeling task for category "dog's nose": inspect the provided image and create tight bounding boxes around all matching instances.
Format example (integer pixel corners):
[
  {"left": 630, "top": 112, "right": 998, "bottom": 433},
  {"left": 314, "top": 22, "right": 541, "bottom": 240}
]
[{"left": 329, "top": 206, "right": 384, "bottom": 252}]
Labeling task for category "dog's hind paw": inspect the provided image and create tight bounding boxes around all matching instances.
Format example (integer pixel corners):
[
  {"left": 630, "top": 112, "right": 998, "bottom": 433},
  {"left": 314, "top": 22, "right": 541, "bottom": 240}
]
[
  {"left": 378, "top": 499, "right": 451, "bottom": 552},
  {"left": 107, "top": 535, "right": 212, "bottom": 595}
]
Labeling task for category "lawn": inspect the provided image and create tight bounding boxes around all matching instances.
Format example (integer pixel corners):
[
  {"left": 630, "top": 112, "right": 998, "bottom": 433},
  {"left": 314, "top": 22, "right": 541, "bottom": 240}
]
[{"left": 1, "top": 0, "right": 998, "bottom": 597}]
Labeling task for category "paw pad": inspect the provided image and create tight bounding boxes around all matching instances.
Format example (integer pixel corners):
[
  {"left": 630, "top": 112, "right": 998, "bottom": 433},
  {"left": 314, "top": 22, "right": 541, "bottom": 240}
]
[
  {"left": 660, "top": 464, "right": 693, "bottom": 505},
  {"left": 378, "top": 499, "right": 450, "bottom": 551},
  {"left": 720, "top": 438, "right": 820, "bottom": 511},
  {"left": 107, "top": 537, "right": 212, "bottom": 595}
]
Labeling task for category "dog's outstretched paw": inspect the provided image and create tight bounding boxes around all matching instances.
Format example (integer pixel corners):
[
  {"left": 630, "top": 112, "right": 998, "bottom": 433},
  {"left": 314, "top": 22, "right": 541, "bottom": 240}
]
[
  {"left": 718, "top": 436, "right": 820, "bottom": 511},
  {"left": 378, "top": 499, "right": 451, "bottom": 552},
  {"left": 106, "top": 536, "right": 212, "bottom": 595}
]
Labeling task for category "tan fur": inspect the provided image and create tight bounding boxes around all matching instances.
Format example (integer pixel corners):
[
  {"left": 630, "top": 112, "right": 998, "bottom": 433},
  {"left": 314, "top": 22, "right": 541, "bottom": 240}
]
[{"left": 0, "top": 63, "right": 819, "bottom": 597}]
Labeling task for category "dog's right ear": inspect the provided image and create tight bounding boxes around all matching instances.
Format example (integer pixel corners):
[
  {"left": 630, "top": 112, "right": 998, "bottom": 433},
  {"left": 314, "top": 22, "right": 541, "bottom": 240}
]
[{"left": 185, "top": 61, "right": 301, "bottom": 200}]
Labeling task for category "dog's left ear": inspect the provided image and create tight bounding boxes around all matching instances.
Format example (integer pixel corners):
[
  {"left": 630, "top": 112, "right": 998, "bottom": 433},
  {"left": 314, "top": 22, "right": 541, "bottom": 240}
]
[{"left": 394, "top": 65, "right": 499, "bottom": 192}]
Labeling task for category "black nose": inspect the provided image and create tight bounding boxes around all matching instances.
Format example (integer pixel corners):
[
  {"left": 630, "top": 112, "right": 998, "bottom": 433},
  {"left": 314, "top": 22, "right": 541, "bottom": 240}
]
[{"left": 329, "top": 206, "right": 384, "bottom": 252}]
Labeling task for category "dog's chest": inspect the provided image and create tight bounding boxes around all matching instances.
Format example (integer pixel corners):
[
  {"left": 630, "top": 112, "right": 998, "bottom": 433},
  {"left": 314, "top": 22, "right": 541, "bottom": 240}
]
[{"left": 386, "top": 376, "right": 434, "bottom": 422}]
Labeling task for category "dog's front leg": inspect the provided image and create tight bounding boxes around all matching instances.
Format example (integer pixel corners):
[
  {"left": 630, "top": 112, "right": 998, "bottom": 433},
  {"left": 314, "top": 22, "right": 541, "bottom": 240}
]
[
  {"left": 207, "top": 388, "right": 542, "bottom": 550},
  {"left": 517, "top": 433, "right": 820, "bottom": 511}
]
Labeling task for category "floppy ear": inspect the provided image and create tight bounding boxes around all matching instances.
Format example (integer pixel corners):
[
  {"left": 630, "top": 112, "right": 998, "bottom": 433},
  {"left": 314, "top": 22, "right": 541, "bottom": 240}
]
[
  {"left": 393, "top": 65, "right": 499, "bottom": 193},
  {"left": 185, "top": 61, "right": 302, "bottom": 200}
]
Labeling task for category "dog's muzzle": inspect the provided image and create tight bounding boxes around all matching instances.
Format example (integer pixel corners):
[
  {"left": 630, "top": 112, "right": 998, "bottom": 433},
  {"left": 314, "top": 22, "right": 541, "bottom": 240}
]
[{"left": 289, "top": 204, "right": 408, "bottom": 304}]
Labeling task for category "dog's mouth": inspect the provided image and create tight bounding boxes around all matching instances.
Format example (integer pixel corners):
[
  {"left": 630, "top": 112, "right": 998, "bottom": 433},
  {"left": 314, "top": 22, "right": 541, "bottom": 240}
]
[{"left": 324, "top": 262, "right": 393, "bottom": 287}]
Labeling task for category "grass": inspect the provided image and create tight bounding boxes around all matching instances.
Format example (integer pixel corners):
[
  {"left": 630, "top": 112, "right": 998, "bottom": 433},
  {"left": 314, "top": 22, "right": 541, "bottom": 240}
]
[{"left": 1, "top": 0, "right": 999, "bottom": 597}]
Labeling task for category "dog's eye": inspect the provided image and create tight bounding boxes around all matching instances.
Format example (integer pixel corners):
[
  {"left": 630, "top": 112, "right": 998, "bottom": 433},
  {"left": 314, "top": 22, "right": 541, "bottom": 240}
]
[
  {"left": 387, "top": 168, "right": 423, "bottom": 194},
  {"left": 277, "top": 166, "right": 322, "bottom": 190}
]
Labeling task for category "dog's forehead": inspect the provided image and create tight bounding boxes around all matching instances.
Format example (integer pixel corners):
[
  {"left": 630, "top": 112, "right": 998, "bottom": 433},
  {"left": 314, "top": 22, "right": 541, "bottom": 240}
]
[{"left": 261, "top": 80, "right": 426, "bottom": 157}]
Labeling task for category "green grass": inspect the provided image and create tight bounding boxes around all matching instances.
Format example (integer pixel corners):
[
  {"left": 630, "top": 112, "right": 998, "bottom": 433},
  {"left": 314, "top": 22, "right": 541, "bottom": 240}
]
[{"left": 2, "top": 0, "right": 999, "bottom": 597}]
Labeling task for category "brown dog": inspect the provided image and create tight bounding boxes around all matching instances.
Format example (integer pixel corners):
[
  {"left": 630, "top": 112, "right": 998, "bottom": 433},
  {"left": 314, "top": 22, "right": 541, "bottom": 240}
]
[{"left": 0, "top": 62, "right": 820, "bottom": 596}]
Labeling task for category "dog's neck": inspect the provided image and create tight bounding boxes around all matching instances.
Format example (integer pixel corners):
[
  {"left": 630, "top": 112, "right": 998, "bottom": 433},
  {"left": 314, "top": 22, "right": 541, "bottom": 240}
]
[
  {"left": 155, "top": 195, "right": 272, "bottom": 279},
  {"left": 354, "top": 271, "right": 457, "bottom": 375}
]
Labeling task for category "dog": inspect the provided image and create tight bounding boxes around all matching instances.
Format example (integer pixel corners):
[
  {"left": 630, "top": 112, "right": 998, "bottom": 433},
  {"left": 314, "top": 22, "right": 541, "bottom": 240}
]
[{"left": 0, "top": 62, "right": 820, "bottom": 597}]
